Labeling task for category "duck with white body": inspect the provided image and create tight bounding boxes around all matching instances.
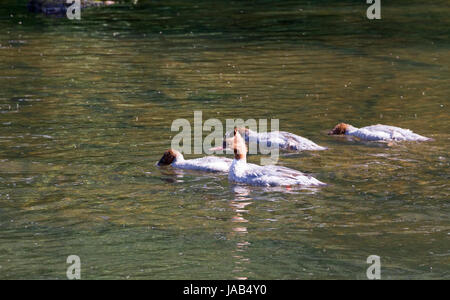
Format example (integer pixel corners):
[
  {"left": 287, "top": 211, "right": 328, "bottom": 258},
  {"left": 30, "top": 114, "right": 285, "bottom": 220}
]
[
  {"left": 157, "top": 149, "right": 232, "bottom": 173},
  {"left": 328, "top": 123, "right": 431, "bottom": 142},
  {"left": 217, "top": 129, "right": 326, "bottom": 187}
]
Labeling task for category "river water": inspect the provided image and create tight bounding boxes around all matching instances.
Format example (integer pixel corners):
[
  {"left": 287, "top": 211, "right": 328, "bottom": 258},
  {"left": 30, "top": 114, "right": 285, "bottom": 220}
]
[{"left": 0, "top": 0, "right": 448, "bottom": 279}]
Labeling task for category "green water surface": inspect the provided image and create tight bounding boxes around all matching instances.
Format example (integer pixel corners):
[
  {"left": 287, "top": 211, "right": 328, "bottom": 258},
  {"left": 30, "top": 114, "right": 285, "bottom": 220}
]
[{"left": 0, "top": 0, "right": 449, "bottom": 279}]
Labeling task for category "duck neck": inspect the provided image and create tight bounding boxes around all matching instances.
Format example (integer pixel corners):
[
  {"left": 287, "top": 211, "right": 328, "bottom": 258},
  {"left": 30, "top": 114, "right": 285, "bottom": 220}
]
[
  {"left": 233, "top": 154, "right": 247, "bottom": 164},
  {"left": 234, "top": 149, "right": 247, "bottom": 162},
  {"left": 172, "top": 154, "right": 185, "bottom": 165},
  {"left": 345, "top": 125, "right": 359, "bottom": 135}
]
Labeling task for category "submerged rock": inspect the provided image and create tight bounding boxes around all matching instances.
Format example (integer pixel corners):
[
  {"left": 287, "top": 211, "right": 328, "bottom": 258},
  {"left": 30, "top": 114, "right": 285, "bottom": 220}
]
[{"left": 28, "top": 0, "right": 115, "bottom": 16}]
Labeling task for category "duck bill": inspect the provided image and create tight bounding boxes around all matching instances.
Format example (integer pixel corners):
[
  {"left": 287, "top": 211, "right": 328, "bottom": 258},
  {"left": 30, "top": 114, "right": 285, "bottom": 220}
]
[{"left": 157, "top": 156, "right": 166, "bottom": 166}]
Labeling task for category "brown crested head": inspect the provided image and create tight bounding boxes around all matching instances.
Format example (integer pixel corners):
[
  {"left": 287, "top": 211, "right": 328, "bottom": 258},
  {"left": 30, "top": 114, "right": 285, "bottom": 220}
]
[
  {"left": 157, "top": 149, "right": 181, "bottom": 166},
  {"left": 328, "top": 123, "right": 349, "bottom": 135},
  {"left": 232, "top": 128, "right": 248, "bottom": 160}
]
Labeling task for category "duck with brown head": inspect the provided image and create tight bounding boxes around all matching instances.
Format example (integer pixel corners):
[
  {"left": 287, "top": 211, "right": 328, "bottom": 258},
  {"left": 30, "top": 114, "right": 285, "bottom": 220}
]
[
  {"left": 156, "top": 148, "right": 232, "bottom": 173},
  {"left": 328, "top": 122, "right": 431, "bottom": 142},
  {"left": 157, "top": 149, "right": 181, "bottom": 166},
  {"left": 328, "top": 123, "right": 350, "bottom": 135}
]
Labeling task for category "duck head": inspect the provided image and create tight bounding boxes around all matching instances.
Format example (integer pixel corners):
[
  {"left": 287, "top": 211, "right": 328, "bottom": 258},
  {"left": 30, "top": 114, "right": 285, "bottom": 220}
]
[
  {"left": 157, "top": 149, "right": 182, "bottom": 166},
  {"left": 328, "top": 123, "right": 349, "bottom": 135},
  {"left": 232, "top": 128, "right": 248, "bottom": 160},
  {"left": 208, "top": 128, "right": 248, "bottom": 160}
]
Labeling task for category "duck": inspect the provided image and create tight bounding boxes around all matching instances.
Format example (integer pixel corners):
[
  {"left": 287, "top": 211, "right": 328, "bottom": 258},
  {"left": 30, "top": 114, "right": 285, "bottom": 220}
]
[
  {"left": 225, "top": 129, "right": 326, "bottom": 187},
  {"left": 223, "top": 127, "right": 326, "bottom": 152},
  {"left": 157, "top": 149, "right": 232, "bottom": 173},
  {"left": 328, "top": 123, "right": 431, "bottom": 142}
]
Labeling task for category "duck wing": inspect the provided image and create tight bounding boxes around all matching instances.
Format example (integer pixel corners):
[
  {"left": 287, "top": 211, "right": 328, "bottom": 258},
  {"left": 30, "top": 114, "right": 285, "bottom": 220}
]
[
  {"left": 240, "top": 163, "right": 325, "bottom": 186},
  {"left": 361, "top": 124, "right": 429, "bottom": 141},
  {"left": 244, "top": 163, "right": 306, "bottom": 180},
  {"left": 278, "top": 131, "right": 327, "bottom": 151}
]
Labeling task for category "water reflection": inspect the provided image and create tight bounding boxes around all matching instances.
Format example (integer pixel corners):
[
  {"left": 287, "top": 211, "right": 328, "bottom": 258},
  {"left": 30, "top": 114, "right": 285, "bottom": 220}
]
[
  {"left": 230, "top": 185, "right": 252, "bottom": 280},
  {"left": 158, "top": 167, "right": 187, "bottom": 184}
]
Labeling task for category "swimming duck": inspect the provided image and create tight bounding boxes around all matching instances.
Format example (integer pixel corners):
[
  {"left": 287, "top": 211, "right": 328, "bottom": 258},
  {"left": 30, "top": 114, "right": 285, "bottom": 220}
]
[
  {"left": 225, "top": 129, "right": 326, "bottom": 187},
  {"left": 328, "top": 123, "right": 431, "bottom": 142},
  {"left": 157, "top": 149, "right": 232, "bottom": 172},
  {"left": 224, "top": 128, "right": 326, "bottom": 152}
]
